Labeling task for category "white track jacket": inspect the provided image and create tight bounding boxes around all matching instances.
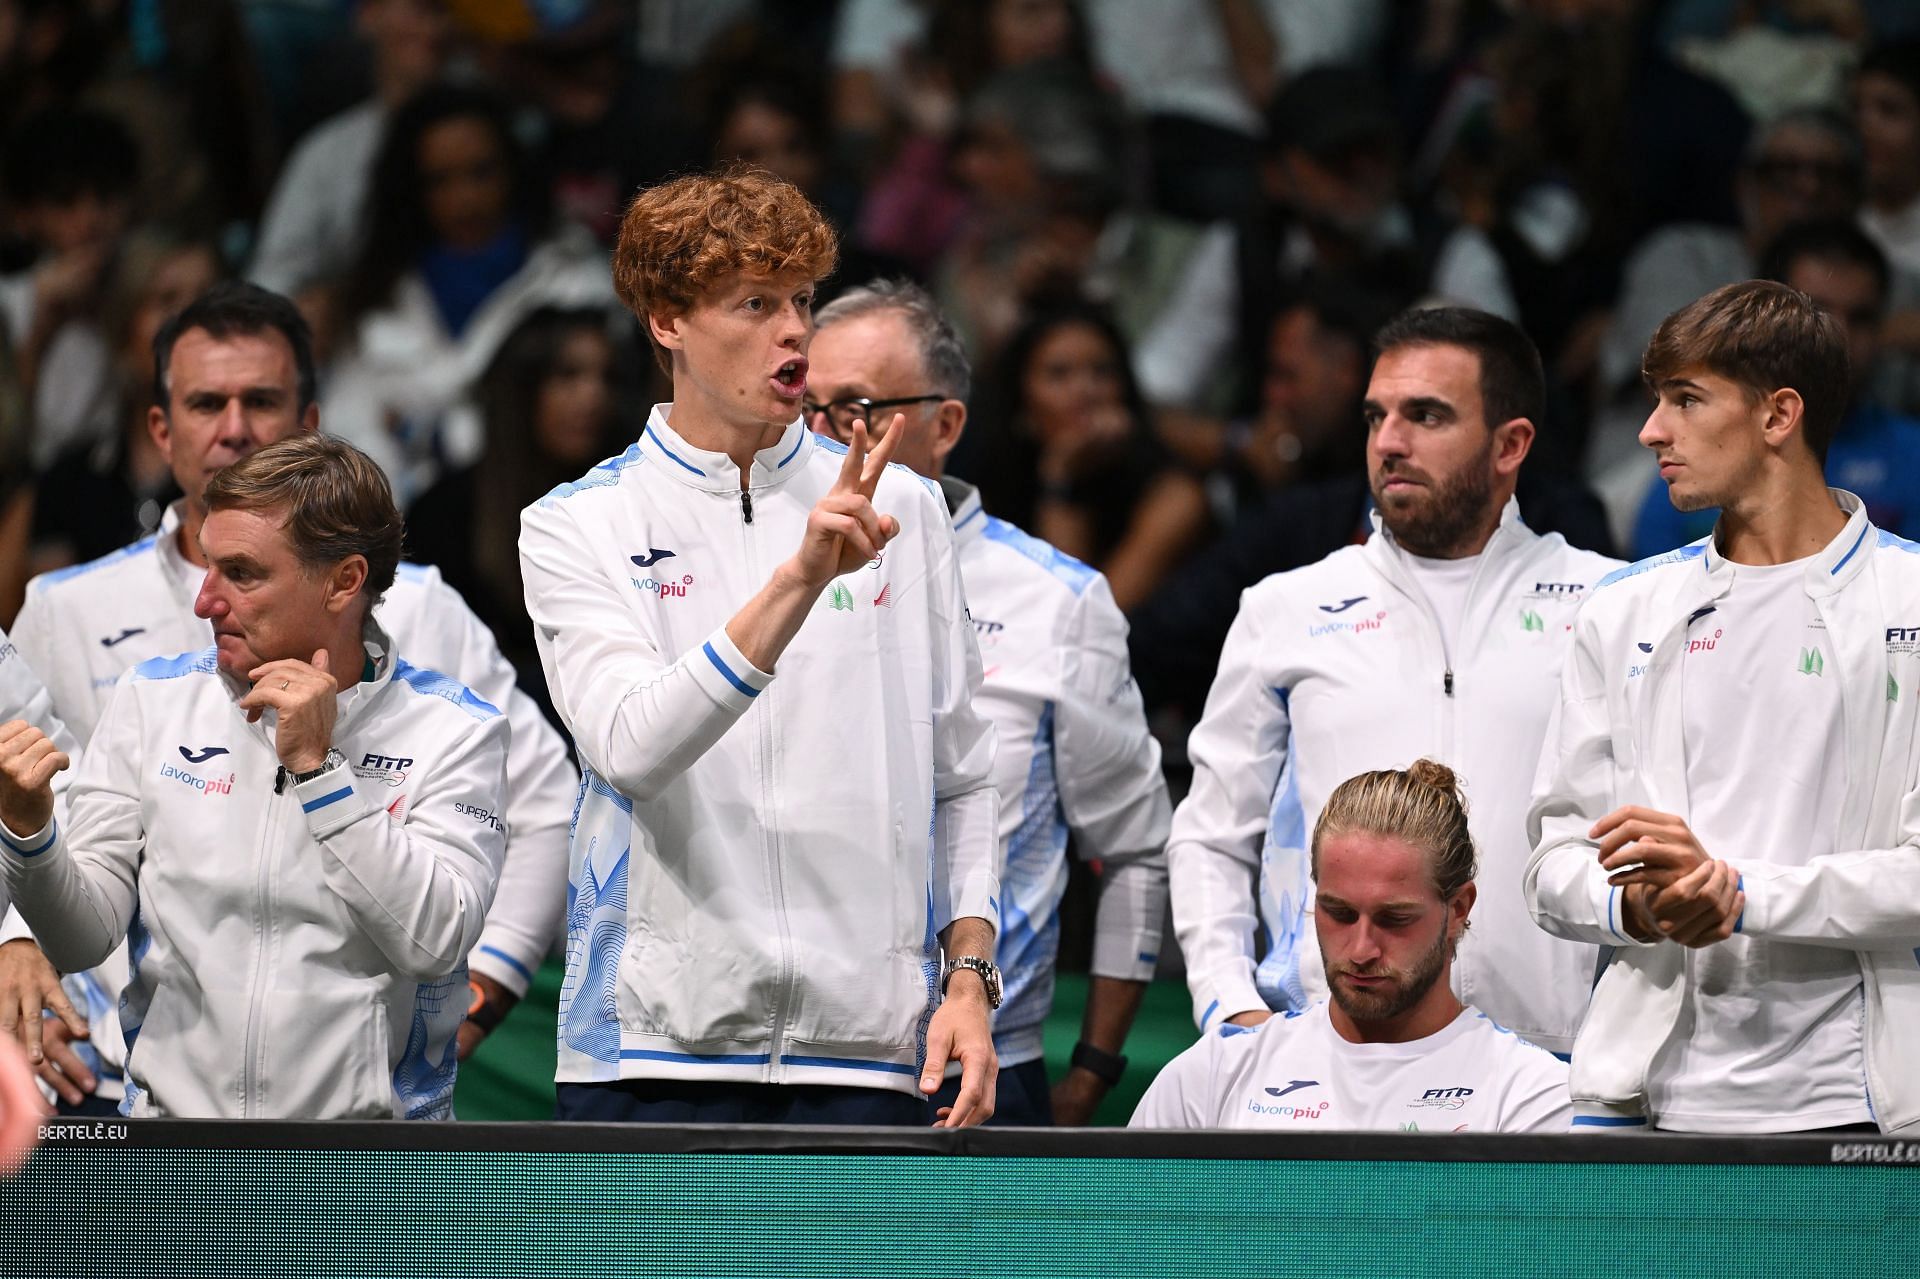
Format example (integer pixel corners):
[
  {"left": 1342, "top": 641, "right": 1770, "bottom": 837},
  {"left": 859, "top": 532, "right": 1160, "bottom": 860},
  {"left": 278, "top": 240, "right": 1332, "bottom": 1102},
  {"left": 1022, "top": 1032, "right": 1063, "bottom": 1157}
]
[
  {"left": 1526, "top": 492, "right": 1920, "bottom": 1132},
  {"left": 0, "top": 625, "right": 508, "bottom": 1118},
  {"left": 10, "top": 501, "right": 574, "bottom": 1000},
  {"left": 948, "top": 479, "right": 1169, "bottom": 1066},
  {"left": 522, "top": 409, "right": 999, "bottom": 1095},
  {"left": 1171, "top": 499, "right": 1620, "bottom": 1053}
]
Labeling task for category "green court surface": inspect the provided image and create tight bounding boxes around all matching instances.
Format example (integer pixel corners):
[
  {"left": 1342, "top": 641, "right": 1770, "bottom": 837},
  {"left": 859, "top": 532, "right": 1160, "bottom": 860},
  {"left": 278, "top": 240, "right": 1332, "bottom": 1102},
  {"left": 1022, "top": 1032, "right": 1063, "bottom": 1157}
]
[{"left": 453, "top": 961, "right": 1201, "bottom": 1124}]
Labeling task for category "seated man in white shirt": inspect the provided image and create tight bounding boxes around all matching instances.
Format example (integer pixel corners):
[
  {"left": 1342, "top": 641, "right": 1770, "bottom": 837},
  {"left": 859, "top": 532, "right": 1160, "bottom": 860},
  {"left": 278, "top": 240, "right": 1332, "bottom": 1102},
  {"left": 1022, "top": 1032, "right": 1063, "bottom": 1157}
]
[{"left": 1133, "top": 760, "right": 1571, "bottom": 1132}]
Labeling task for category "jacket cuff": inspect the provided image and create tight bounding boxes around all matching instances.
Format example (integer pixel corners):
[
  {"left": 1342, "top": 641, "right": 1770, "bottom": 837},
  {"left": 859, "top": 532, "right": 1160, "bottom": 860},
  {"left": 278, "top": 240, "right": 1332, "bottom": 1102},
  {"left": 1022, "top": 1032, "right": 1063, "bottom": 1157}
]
[
  {"left": 689, "top": 627, "right": 773, "bottom": 711},
  {"left": 296, "top": 764, "right": 371, "bottom": 839},
  {"left": 0, "top": 819, "right": 58, "bottom": 863},
  {"left": 946, "top": 868, "right": 1000, "bottom": 938},
  {"left": 1089, "top": 929, "right": 1159, "bottom": 984},
  {"left": 1589, "top": 862, "right": 1660, "bottom": 947},
  {"left": 1193, "top": 964, "right": 1266, "bottom": 1033},
  {"left": 1569, "top": 1100, "right": 1650, "bottom": 1130},
  {"left": 469, "top": 940, "right": 537, "bottom": 999}
]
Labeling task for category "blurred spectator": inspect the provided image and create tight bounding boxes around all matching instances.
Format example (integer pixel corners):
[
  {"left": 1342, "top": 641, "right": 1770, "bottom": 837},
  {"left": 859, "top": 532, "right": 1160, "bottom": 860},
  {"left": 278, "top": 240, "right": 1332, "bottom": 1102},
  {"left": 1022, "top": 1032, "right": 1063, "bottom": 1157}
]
[
  {"left": 704, "top": 75, "right": 909, "bottom": 299},
  {"left": 479, "top": 3, "right": 665, "bottom": 247},
  {"left": 1589, "top": 108, "right": 1868, "bottom": 538},
  {"left": 1235, "top": 66, "right": 1421, "bottom": 384},
  {"left": 90, "top": 0, "right": 278, "bottom": 235},
  {"left": 28, "top": 229, "right": 215, "bottom": 575},
  {"left": 960, "top": 296, "right": 1208, "bottom": 612},
  {"left": 0, "top": 106, "right": 136, "bottom": 469},
  {"left": 1669, "top": 0, "right": 1864, "bottom": 120},
  {"left": 1857, "top": 39, "right": 1920, "bottom": 275},
  {"left": 1404, "top": 1, "right": 1752, "bottom": 244},
  {"left": 1426, "top": 21, "right": 1619, "bottom": 388},
  {"left": 831, "top": 0, "right": 1093, "bottom": 189},
  {"left": 843, "top": 0, "right": 1094, "bottom": 276},
  {"left": 323, "top": 82, "right": 614, "bottom": 505},
  {"left": 405, "top": 305, "right": 635, "bottom": 721},
  {"left": 1175, "top": 279, "right": 1395, "bottom": 527},
  {"left": 251, "top": 0, "right": 454, "bottom": 301},
  {"left": 940, "top": 64, "right": 1238, "bottom": 411},
  {"left": 1632, "top": 218, "right": 1920, "bottom": 557}
]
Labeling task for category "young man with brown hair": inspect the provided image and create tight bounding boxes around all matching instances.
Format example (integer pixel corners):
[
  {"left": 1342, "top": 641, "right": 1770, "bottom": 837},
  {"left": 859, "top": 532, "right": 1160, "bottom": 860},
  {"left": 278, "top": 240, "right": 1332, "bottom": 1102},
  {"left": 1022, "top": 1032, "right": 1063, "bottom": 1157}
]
[
  {"left": 1528, "top": 279, "right": 1920, "bottom": 1134},
  {"left": 0, "top": 435, "right": 509, "bottom": 1118},
  {"left": 520, "top": 167, "right": 1003, "bottom": 1126}
]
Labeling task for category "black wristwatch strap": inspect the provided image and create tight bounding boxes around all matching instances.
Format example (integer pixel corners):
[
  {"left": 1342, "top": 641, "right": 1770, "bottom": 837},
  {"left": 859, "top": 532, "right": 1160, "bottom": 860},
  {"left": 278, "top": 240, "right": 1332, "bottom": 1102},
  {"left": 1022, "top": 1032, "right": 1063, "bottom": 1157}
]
[{"left": 1070, "top": 1040, "right": 1127, "bottom": 1086}]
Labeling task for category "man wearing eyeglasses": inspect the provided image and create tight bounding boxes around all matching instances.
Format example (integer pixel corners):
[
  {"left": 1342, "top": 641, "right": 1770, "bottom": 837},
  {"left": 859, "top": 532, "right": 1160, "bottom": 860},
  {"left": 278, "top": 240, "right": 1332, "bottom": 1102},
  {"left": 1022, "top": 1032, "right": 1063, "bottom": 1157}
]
[{"left": 808, "top": 280, "right": 1172, "bottom": 1127}]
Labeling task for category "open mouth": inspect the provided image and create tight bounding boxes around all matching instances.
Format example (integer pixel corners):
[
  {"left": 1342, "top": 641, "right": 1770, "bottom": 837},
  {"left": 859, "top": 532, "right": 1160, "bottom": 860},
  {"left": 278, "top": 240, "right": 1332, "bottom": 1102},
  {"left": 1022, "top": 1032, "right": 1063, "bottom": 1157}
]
[{"left": 771, "top": 358, "right": 808, "bottom": 399}]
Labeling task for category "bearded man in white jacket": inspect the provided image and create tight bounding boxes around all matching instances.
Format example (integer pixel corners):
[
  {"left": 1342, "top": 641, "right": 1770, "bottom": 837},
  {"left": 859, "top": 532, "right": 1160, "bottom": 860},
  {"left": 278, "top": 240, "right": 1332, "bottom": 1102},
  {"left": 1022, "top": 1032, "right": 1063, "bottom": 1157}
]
[
  {"left": 1527, "top": 279, "right": 1920, "bottom": 1134},
  {"left": 1170, "top": 307, "right": 1620, "bottom": 1056},
  {"left": 0, "top": 435, "right": 508, "bottom": 1118}
]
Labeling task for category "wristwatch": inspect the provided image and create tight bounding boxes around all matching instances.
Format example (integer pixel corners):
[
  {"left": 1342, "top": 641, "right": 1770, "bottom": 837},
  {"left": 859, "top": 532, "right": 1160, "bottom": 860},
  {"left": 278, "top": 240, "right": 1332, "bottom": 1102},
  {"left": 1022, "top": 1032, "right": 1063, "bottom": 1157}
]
[
  {"left": 290, "top": 747, "right": 347, "bottom": 785},
  {"left": 941, "top": 955, "right": 1003, "bottom": 1009}
]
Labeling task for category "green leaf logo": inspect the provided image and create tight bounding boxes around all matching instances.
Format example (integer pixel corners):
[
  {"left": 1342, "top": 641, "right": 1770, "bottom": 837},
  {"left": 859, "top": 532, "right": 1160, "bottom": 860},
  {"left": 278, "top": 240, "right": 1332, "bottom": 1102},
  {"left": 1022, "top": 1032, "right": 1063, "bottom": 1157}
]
[
  {"left": 1797, "top": 647, "right": 1824, "bottom": 676},
  {"left": 828, "top": 582, "right": 855, "bottom": 612},
  {"left": 1520, "top": 609, "right": 1544, "bottom": 633}
]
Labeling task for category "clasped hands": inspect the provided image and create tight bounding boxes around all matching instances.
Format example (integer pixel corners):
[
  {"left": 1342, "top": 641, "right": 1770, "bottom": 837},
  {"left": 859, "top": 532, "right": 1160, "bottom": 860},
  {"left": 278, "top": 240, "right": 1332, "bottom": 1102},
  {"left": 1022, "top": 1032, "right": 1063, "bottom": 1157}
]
[{"left": 1592, "top": 806, "right": 1744, "bottom": 947}]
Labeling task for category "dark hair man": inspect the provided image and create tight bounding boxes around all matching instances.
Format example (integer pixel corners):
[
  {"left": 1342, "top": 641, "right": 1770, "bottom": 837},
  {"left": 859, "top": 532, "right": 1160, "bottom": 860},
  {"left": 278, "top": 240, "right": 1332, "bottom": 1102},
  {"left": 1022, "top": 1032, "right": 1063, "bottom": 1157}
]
[
  {"left": 1528, "top": 279, "right": 1920, "bottom": 1133},
  {"left": 0, "top": 435, "right": 509, "bottom": 1118},
  {"left": 1170, "top": 306, "right": 1620, "bottom": 1058},
  {"left": 1633, "top": 219, "right": 1920, "bottom": 555}
]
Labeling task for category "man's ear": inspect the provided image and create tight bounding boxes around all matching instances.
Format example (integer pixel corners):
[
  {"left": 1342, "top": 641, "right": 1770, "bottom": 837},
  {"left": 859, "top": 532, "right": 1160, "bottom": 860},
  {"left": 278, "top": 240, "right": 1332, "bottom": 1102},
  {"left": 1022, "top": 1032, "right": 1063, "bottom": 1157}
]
[
  {"left": 325, "top": 555, "right": 370, "bottom": 616},
  {"left": 1491, "top": 416, "right": 1535, "bottom": 477},
  {"left": 1761, "top": 387, "right": 1808, "bottom": 454},
  {"left": 648, "top": 310, "right": 685, "bottom": 354},
  {"left": 929, "top": 398, "right": 968, "bottom": 469},
  {"left": 1450, "top": 881, "right": 1477, "bottom": 941},
  {"left": 300, "top": 401, "right": 319, "bottom": 434},
  {"left": 148, "top": 406, "right": 173, "bottom": 461}
]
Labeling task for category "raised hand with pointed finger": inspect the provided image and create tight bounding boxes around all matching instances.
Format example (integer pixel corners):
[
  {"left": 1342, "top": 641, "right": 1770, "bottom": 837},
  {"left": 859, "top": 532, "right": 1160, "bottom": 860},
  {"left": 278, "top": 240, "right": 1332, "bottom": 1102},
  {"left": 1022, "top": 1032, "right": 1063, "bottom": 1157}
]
[{"left": 789, "top": 415, "right": 905, "bottom": 590}]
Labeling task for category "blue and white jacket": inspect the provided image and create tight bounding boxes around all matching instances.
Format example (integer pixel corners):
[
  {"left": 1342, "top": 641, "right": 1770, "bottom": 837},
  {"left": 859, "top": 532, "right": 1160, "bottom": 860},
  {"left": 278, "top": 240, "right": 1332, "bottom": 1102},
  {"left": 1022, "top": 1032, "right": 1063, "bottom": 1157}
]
[
  {"left": 521, "top": 408, "right": 999, "bottom": 1096},
  {"left": 1169, "top": 499, "right": 1619, "bottom": 1054},
  {"left": 0, "top": 622, "right": 508, "bottom": 1119},
  {"left": 9, "top": 500, "right": 575, "bottom": 1005},
  {"left": 946, "top": 480, "right": 1169, "bottom": 1066},
  {"left": 1527, "top": 491, "right": 1920, "bottom": 1133}
]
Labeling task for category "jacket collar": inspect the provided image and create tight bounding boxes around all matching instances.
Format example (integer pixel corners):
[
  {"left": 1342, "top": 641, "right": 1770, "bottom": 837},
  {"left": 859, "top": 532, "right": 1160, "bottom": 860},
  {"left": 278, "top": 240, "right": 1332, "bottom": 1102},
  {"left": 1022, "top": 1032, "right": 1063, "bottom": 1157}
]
[
  {"left": 1363, "top": 495, "right": 1531, "bottom": 577},
  {"left": 639, "top": 403, "right": 814, "bottom": 495},
  {"left": 943, "top": 476, "right": 984, "bottom": 546},
  {"left": 1703, "top": 488, "right": 1874, "bottom": 597},
  {"left": 155, "top": 500, "right": 201, "bottom": 612}
]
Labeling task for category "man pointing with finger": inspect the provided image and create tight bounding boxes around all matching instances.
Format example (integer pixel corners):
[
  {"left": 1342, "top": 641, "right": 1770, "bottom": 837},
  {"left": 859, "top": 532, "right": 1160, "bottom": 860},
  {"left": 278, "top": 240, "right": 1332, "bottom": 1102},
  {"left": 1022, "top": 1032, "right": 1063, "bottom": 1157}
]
[
  {"left": 521, "top": 166, "right": 1002, "bottom": 1126},
  {"left": 0, "top": 435, "right": 508, "bottom": 1118}
]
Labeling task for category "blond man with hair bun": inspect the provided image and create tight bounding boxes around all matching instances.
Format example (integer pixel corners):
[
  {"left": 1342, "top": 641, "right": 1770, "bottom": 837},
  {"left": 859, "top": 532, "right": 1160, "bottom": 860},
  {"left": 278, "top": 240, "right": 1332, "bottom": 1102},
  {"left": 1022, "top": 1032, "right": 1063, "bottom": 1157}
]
[{"left": 1133, "top": 759, "right": 1572, "bottom": 1132}]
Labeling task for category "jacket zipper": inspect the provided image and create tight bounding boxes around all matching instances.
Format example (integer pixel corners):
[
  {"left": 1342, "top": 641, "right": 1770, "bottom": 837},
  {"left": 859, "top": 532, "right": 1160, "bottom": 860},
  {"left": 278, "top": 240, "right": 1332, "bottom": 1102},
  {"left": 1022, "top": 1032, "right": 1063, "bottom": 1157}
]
[
  {"left": 741, "top": 481, "right": 793, "bottom": 1077},
  {"left": 241, "top": 749, "right": 285, "bottom": 1116}
]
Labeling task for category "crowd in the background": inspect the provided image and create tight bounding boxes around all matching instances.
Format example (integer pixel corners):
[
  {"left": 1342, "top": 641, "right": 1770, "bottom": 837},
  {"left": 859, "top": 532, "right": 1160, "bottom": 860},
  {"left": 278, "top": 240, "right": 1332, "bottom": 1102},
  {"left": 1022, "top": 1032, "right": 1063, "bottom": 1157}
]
[{"left": 5, "top": 0, "right": 1920, "bottom": 740}]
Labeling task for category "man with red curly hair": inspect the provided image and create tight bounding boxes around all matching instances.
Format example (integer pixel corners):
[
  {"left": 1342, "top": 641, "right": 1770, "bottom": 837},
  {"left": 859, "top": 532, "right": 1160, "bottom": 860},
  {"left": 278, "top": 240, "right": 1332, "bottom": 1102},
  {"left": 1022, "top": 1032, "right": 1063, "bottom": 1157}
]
[{"left": 520, "top": 166, "right": 1003, "bottom": 1126}]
